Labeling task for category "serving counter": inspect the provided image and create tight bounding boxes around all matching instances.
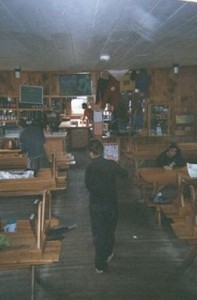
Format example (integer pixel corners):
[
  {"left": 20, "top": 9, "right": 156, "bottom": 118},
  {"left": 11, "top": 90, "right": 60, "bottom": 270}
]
[{"left": 59, "top": 121, "right": 90, "bottom": 148}]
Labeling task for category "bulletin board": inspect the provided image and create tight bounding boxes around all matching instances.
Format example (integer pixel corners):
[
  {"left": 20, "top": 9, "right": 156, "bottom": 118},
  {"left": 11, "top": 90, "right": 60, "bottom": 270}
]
[
  {"left": 103, "top": 143, "right": 119, "bottom": 161},
  {"left": 20, "top": 85, "right": 43, "bottom": 104},
  {"left": 59, "top": 74, "right": 92, "bottom": 95}
]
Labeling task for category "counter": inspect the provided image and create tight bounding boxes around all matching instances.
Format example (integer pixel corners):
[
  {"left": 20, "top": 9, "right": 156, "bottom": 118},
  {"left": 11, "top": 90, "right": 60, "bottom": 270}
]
[
  {"left": 59, "top": 121, "right": 91, "bottom": 149},
  {"left": 44, "top": 133, "right": 67, "bottom": 161}
]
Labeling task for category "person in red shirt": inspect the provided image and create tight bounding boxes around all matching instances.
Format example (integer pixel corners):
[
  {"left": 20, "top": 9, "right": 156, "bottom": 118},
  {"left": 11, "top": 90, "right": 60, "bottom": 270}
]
[{"left": 82, "top": 103, "right": 93, "bottom": 124}]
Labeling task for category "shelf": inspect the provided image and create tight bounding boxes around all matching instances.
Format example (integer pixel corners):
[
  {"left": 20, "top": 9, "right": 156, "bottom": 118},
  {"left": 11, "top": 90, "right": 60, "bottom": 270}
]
[
  {"left": 175, "top": 114, "right": 196, "bottom": 136},
  {"left": 0, "top": 108, "right": 18, "bottom": 110},
  {"left": 0, "top": 95, "right": 68, "bottom": 126},
  {"left": 0, "top": 120, "right": 17, "bottom": 123},
  {"left": 148, "top": 104, "right": 170, "bottom": 136},
  {"left": 19, "top": 108, "right": 44, "bottom": 111}
]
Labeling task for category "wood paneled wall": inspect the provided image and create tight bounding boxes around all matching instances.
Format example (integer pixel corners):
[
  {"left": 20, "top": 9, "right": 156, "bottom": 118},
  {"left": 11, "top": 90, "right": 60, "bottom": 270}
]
[
  {"left": 0, "top": 66, "right": 196, "bottom": 101},
  {"left": 0, "top": 71, "right": 100, "bottom": 96},
  {"left": 0, "top": 66, "right": 197, "bottom": 135},
  {"left": 149, "top": 66, "right": 197, "bottom": 135},
  {"left": 149, "top": 66, "right": 197, "bottom": 112}
]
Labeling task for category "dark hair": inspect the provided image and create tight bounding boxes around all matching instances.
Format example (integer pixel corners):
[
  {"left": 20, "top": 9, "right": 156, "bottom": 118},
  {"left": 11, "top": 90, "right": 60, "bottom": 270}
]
[
  {"left": 88, "top": 139, "right": 103, "bottom": 155},
  {"left": 167, "top": 143, "right": 181, "bottom": 155},
  {"left": 82, "top": 103, "right": 87, "bottom": 109}
]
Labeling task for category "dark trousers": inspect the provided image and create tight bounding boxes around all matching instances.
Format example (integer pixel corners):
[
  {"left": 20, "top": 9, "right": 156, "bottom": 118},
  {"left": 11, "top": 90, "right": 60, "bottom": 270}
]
[
  {"left": 90, "top": 204, "right": 118, "bottom": 271},
  {"left": 27, "top": 154, "right": 49, "bottom": 172}
]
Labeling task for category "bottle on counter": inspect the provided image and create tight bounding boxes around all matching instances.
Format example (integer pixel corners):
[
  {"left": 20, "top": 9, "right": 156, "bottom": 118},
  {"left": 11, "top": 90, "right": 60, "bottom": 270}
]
[{"left": 8, "top": 139, "right": 13, "bottom": 149}]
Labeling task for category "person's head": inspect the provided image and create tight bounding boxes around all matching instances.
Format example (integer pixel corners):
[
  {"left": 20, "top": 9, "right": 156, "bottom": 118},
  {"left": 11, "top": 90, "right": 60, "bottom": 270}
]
[
  {"left": 88, "top": 139, "right": 103, "bottom": 158},
  {"left": 166, "top": 145, "right": 180, "bottom": 158},
  {"left": 18, "top": 118, "right": 27, "bottom": 129},
  {"left": 82, "top": 103, "right": 87, "bottom": 110}
]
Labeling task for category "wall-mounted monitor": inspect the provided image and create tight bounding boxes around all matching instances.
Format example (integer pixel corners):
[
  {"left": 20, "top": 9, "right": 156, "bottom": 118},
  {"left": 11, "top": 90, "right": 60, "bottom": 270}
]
[
  {"left": 20, "top": 85, "right": 43, "bottom": 105},
  {"left": 59, "top": 73, "right": 92, "bottom": 96}
]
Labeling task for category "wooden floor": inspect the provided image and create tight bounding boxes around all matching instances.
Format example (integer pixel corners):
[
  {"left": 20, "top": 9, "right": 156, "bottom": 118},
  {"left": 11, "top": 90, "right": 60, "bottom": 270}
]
[{"left": 0, "top": 149, "right": 197, "bottom": 300}]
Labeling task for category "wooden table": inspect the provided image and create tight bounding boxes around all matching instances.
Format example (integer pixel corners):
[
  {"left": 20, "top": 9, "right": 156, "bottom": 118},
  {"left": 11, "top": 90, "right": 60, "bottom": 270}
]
[
  {"left": 138, "top": 167, "right": 190, "bottom": 225},
  {"left": 0, "top": 190, "right": 62, "bottom": 300},
  {"left": 139, "top": 166, "right": 197, "bottom": 266},
  {"left": 122, "top": 148, "right": 161, "bottom": 178},
  {"left": 138, "top": 167, "right": 189, "bottom": 194},
  {"left": 0, "top": 155, "right": 67, "bottom": 196},
  {"left": 122, "top": 142, "right": 197, "bottom": 179}
]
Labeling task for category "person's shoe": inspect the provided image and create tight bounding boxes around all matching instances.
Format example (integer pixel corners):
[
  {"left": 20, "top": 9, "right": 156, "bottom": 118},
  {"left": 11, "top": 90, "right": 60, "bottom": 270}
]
[
  {"left": 107, "top": 252, "right": 114, "bottom": 263},
  {"left": 95, "top": 268, "right": 104, "bottom": 274}
]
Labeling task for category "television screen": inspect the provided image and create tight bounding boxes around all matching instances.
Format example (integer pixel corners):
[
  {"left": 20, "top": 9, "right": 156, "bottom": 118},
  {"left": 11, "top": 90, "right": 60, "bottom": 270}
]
[
  {"left": 59, "top": 74, "right": 92, "bottom": 96},
  {"left": 20, "top": 85, "right": 43, "bottom": 105}
]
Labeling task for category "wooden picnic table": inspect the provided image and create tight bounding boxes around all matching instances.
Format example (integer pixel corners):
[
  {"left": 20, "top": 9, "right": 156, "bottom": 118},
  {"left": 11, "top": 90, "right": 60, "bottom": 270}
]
[
  {"left": 0, "top": 190, "right": 62, "bottom": 300},
  {"left": 138, "top": 167, "right": 190, "bottom": 226},
  {"left": 138, "top": 167, "right": 189, "bottom": 194},
  {"left": 138, "top": 166, "right": 197, "bottom": 267},
  {"left": 0, "top": 155, "right": 67, "bottom": 196},
  {"left": 122, "top": 142, "right": 197, "bottom": 178}
]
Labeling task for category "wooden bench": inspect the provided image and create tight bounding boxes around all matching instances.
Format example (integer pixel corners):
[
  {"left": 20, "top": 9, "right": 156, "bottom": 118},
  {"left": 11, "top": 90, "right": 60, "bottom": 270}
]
[
  {"left": 0, "top": 190, "right": 62, "bottom": 300},
  {"left": 0, "top": 154, "right": 67, "bottom": 196},
  {"left": 160, "top": 174, "right": 194, "bottom": 223},
  {"left": 0, "top": 154, "right": 27, "bottom": 169},
  {"left": 122, "top": 142, "right": 197, "bottom": 179},
  {"left": 138, "top": 167, "right": 191, "bottom": 226},
  {"left": 170, "top": 185, "right": 197, "bottom": 267},
  {"left": 171, "top": 185, "right": 197, "bottom": 243}
]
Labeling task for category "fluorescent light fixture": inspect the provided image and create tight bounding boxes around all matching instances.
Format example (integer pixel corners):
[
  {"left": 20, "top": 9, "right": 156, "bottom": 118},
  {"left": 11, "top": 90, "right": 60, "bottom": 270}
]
[
  {"left": 178, "top": 0, "right": 197, "bottom": 2},
  {"left": 100, "top": 54, "right": 110, "bottom": 61}
]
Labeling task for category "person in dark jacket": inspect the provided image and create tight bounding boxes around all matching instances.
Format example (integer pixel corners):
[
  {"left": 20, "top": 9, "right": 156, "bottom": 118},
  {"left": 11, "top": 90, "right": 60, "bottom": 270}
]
[
  {"left": 18, "top": 118, "right": 49, "bottom": 172},
  {"left": 156, "top": 143, "right": 186, "bottom": 168},
  {"left": 85, "top": 139, "right": 128, "bottom": 273}
]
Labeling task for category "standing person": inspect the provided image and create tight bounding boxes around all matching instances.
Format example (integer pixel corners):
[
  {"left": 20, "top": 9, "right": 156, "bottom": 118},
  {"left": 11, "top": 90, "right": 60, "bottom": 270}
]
[
  {"left": 18, "top": 118, "right": 49, "bottom": 172},
  {"left": 85, "top": 139, "right": 128, "bottom": 273},
  {"left": 82, "top": 102, "right": 93, "bottom": 124}
]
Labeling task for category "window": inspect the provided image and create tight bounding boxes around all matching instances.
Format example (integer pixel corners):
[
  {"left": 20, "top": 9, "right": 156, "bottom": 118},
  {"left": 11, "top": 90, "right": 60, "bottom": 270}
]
[{"left": 71, "top": 97, "right": 87, "bottom": 114}]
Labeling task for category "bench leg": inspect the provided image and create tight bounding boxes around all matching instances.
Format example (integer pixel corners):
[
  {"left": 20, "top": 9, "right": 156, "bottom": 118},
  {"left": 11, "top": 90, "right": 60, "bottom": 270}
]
[
  {"left": 154, "top": 205, "right": 161, "bottom": 227},
  {"left": 31, "top": 265, "right": 35, "bottom": 300}
]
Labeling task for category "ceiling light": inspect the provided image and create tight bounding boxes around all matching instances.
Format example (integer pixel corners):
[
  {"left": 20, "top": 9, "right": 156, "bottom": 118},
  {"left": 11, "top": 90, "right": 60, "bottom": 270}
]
[
  {"left": 178, "top": 0, "right": 197, "bottom": 2},
  {"left": 100, "top": 54, "right": 110, "bottom": 62},
  {"left": 14, "top": 67, "right": 21, "bottom": 79},
  {"left": 173, "top": 64, "right": 179, "bottom": 74}
]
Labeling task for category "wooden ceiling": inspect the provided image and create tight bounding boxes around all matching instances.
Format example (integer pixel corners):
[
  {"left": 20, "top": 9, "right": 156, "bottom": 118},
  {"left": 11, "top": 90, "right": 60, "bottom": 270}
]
[{"left": 0, "top": 0, "right": 196, "bottom": 72}]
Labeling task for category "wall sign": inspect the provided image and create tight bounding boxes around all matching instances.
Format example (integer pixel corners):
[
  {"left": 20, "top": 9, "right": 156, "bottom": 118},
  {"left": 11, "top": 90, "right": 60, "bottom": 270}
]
[{"left": 103, "top": 143, "right": 119, "bottom": 161}]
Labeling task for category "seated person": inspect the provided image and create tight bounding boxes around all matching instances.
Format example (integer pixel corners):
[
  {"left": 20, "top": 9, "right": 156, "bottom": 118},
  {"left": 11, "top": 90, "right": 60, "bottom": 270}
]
[{"left": 156, "top": 143, "right": 186, "bottom": 168}]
